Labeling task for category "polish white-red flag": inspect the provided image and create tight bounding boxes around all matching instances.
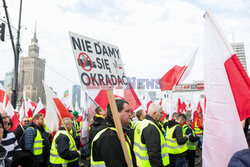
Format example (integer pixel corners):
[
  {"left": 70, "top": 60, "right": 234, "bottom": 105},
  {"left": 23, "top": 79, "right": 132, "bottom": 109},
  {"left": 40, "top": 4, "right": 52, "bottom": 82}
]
[
  {"left": 203, "top": 10, "right": 249, "bottom": 167},
  {"left": 159, "top": 48, "right": 198, "bottom": 91},
  {"left": 0, "top": 84, "right": 20, "bottom": 131},
  {"left": 33, "top": 97, "right": 46, "bottom": 116},
  {"left": 43, "top": 82, "right": 72, "bottom": 133},
  {"left": 89, "top": 83, "right": 142, "bottom": 113},
  {"left": 19, "top": 91, "right": 29, "bottom": 121},
  {"left": 27, "top": 98, "right": 37, "bottom": 118}
]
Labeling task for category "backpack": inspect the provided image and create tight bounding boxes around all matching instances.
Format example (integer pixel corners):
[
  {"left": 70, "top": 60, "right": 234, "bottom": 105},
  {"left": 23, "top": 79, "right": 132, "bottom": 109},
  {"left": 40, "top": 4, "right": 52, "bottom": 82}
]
[{"left": 18, "top": 127, "right": 37, "bottom": 150}]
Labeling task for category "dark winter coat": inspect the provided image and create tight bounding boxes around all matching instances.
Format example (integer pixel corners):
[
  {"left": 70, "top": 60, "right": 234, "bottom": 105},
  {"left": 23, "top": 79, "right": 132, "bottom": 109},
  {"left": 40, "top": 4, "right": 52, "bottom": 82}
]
[
  {"left": 140, "top": 115, "right": 166, "bottom": 167},
  {"left": 50, "top": 127, "right": 80, "bottom": 167},
  {"left": 91, "top": 116, "right": 136, "bottom": 167},
  {"left": 13, "top": 124, "right": 26, "bottom": 141},
  {"left": 228, "top": 149, "right": 250, "bottom": 167},
  {"left": 166, "top": 120, "right": 188, "bottom": 157},
  {"left": 23, "top": 122, "right": 50, "bottom": 165}
]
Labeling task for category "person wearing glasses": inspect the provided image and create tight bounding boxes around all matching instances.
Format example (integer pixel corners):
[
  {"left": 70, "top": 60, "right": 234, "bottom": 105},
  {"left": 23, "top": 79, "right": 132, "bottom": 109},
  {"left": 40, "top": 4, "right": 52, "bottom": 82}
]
[{"left": 14, "top": 117, "right": 29, "bottom": 141}]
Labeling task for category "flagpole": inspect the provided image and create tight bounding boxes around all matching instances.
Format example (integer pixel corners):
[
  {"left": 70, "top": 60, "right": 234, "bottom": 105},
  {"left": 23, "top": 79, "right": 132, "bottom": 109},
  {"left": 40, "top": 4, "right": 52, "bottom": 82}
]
[{"left": 204, "top": 10, "right": 234, "bottom": 55}]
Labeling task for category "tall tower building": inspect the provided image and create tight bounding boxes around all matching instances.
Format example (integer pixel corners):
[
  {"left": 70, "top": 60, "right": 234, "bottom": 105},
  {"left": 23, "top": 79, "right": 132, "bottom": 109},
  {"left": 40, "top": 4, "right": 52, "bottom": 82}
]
[
  {"left": 72, "top": 85, "right": 81, "bottom": 108},
  {"left": 231, "top": 42, "right": 248, "bottom": 73},
  {"left": 17, "top": 30, "right": 46, "bottom": 103}
]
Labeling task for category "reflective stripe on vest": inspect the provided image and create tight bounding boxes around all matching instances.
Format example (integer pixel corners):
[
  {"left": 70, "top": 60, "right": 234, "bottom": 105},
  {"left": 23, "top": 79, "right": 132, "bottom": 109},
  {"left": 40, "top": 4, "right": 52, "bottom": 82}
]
[
  {"left": 73, "top": 120, "right": 80, "bottom": 137},
  {"left": 27, "top": 127, "right": 44, "bottom": 155},
  {"left": 133, "top": 119, "right": 170, "bottom": 167},
  {"left": 50, "top": 130, "right": 78, "bottom": 164},
  {"left": 194, "top": 119, "right": 203, "bottom": 135},
  {"left": 165, "top": 125, "right": 188, "bottom": 154},
  {"left": 183, "top": 124, "right": 196, "bottom": 150},
  {"left": 90, "top": 127, "right": 134, "bottom": 167}
]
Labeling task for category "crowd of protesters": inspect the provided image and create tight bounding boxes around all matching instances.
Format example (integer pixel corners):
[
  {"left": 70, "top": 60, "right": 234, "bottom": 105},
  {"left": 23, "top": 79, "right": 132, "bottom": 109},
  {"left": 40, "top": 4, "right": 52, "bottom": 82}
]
[{"left": 0, "top": 99, "right": 249, "bottom": 167}]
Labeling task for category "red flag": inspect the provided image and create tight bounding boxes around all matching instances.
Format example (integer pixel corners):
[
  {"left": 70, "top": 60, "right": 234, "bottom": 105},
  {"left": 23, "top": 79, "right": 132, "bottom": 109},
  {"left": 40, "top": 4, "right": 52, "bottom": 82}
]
[
  {"left": 196, "top": 101, "right": 202, "bottom": 113},
  {"left": 33, "top": 97, "right": 46, "bottom": 116},
  {"left": 181, "top": 101, "right": 186, "bottom": 112},
  {"left": 177, "top": 98, "right": 181, "bottom": 113},
  {"left": 124, "top": 83, "right": 141, "bottom": 113}
]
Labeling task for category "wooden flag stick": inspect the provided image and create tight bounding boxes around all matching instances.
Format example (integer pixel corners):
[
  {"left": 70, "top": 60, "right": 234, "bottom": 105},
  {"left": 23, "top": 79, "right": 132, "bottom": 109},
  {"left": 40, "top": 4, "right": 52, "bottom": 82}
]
[{"left": 106, "top": 89, "right": 132, "bottom": 167}]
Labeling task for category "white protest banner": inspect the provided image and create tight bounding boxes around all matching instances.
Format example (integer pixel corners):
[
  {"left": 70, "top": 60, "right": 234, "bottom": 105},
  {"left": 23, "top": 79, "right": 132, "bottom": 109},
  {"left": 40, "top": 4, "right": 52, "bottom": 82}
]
[{"left": 69, "top": 31, "right": 127, "bottom": 90}]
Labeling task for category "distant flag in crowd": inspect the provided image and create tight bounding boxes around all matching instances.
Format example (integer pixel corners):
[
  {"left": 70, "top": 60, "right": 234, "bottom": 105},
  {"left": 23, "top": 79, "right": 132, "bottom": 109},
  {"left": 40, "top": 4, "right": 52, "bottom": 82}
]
[
  {"left": 19, "top": 91, "right": 29, "bottom": 121},
  {"left": 177, "top": 98, "right": 181, "bottom": 113},
  {"left": 27, "top": 98, "right": 37, "bottom": 118},
  {"left": 43, "top": 82, "right": 72, "bottom": 133},
  {"left": 88, "top": 83, "right": 142, "bottom": 113},
  {"left": 33, "top": 97, "right": 46, "bottom": 116},
  {"left": 159, "top": 48, "right": 198, "bottom": 91},
  {"left": 203, "top": 10, "right": 248, "bottom": 166},
  {"left": 0, "top": 84, "right": 20, "bottom": 131},
  {"left": 61, "top": 89, "right": 70, "bottom": 107},
  {"left": 181, "top": 101, "right": 186, "bottom": 113},
  {"left": 196, "top": 101, "right": 203, "bottom": 113}
]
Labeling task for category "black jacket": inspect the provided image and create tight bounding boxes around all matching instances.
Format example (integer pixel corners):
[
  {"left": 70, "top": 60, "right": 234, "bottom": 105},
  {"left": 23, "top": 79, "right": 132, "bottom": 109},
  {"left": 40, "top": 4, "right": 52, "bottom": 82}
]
[
  {"left": 50, "top": 127, "right": 80, "bottom": 167},
  {"left": 89, "top": 115, "right": 106, "bottom": 144},
  {"left": 91, "top": 116, "right": 137, "bottom": 167},
  {"left": 140, "top": 115, "right": 166, "bottom": 167},
  {"left": 184, "top": 125, "right": 200, "bottom": 142},
  {"left": 14, "top": 124, "right": 26, "bottom": 141},
  {"left": 167, "top": 120, "right": 188, "bottom": 157}
]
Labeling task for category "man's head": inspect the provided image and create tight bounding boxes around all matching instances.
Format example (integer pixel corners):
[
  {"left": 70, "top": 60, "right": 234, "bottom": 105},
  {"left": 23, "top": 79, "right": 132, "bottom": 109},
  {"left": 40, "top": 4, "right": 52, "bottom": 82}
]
[
  {"left": 186, "top": 117, "right": 192, "bottom": 126},
  {"left": 68, "top": 110, "right": 73, "bottom": 117},
  {"left": 172, "top": 112, "right": 179, "bottom": 120},
  {"left": 198, "top": 112, "right": 203, "bottom": 118},
  {"left": 1, "top": 111, "right": 10, "bottom": 129},
  {"left": 73, "top": 111, "right": 79, "bottom": 120},
  {"left": 62, "top": 117, "right": 73, "bottom": 131},
  {"left": 33, "top": 113, "right": 44, "bottom": 128},
  {"left": 136, "top": 110, "right": 145, "bottom": 121},
  {"left": 95, "top": 106, "right": 107, "bottom": 118},
  {"left": 22, "top": 117, "right": 29, "bottom": 127},
  {"left": 148, "top": 103, "right": 163, "bottom": 122},
  {"left": 176, "top": 113, "right": 187, "bottom": 125},
  {"left": 107, "top": 99, "right": 130, "bottom": 128}
]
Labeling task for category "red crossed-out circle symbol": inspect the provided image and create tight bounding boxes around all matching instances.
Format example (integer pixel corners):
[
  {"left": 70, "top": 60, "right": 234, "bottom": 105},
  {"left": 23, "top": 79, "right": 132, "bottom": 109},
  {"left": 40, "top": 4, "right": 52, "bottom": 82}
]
[{"left": 78, "top": 52, "right": 93, "bottom": 72}]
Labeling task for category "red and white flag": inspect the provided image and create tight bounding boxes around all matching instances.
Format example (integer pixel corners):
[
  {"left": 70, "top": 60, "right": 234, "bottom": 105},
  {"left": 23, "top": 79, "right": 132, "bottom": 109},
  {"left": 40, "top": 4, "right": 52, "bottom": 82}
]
[
  {"left": 27, "top": 98, "right": 37, "bottom": 118},
  {"left": 19, "top": 91, "right": 29, "bottom": 122},
  {"left": 88, "top": 83, "right": 141, "bottom": 113},
  {"left": 0, "top": 84, "right": 20, "bottom": 131},
  {"left": 203, "top": 10, "right": 249, "bottom": 166},
  {"left": 43, "top": 82, "right": 72, "bottom": 133},
  {"left": 159, "top": 48, "right": 198, "bottom": 91},
  {"left": 33, "top": 97, "right": 46, "bottom": 116}
]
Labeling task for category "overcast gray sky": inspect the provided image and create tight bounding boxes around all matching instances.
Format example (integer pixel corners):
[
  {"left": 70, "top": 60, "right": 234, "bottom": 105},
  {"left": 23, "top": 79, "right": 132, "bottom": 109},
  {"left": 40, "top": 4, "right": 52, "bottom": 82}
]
[{"left": 0, "top": 0, "right": 249, "bottom": 101}]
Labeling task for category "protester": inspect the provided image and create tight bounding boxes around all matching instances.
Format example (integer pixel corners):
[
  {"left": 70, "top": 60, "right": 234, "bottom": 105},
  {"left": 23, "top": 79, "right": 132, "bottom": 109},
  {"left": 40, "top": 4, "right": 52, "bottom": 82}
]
[
  {"left": 0, "top": 115, "right": 11, "bottom": 167},
  {"left": 1, "top": 111, "right": 21, "bottom": 160},
  {"left": 72, "top": 111, "right": 81, "bottom": 149},
  {"left": 14, "top": 116, "right": 29, "bottom": 141},
  {"left": 194, "top": 112, "right": 203, "bottom": 147},
  {"left": 134, "top": 103, "right": 170, "bottom": 167},
  {"left": 90, "top": 99, "right": 137, "bottom": 167},
  {"left": 164, "top": 112, "right": 179, "bottom": 130},
  {"left": 23, "top": 113, "right": 50, "bottom": 167},
  {"left": 165, "top": 113, "right": 188, "bottom": 167},
  {"left": 50, "top": 117, "right": 82, "bottom": 167},
  {"left": 183, "top": 118, "right": 200, "bottom": 167},
  {"left": 136, "top": 109, "right": 145, "bottom": 121},
  {"left": 6, "top": 119, "right": 13, "bottom": 131},
  {"left": 228, "top": 133, "right": 250, "bottom": 167},
  {"left": 89, "top": 106, "right": 107, "bottom": 143},
  {"left": 12, "top": 150, "right": 41, "bottom": 167}
]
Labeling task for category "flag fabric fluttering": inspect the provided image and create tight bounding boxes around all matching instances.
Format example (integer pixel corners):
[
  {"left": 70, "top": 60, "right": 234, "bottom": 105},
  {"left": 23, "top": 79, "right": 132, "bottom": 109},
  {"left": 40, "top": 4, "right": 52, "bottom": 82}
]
[
  {"left": 27, "top": 98, "right": 37, "bottom": 118},
  {"left": 43, "top": 82, "right": 72, "bottom": 133},
  {"left": 19, "top": 91, "right": 29, "bottom": 121},
  {"left": 203, "top": 10, "right": 248, "bottom": 166},
  {"left": 33, "top": 97, "right": 46, "bottom": 116},
  {"left": 159, "top": 48, "right": 198, "bottom": 91},
  {"left": 61, "top": 89, "right": 70, "bottom": 107},
  {"left": 0, "top": 84, "right": 20, "bottom": 131}
]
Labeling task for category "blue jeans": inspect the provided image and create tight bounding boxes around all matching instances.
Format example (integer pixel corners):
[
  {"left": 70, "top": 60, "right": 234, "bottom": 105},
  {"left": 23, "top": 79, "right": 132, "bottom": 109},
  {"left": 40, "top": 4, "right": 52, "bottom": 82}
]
[
  {"left": 196, "top": 134, "right": 203, "bottom": 147},
  {"left": 170, "top": 155, "right": 187, "bottom": 167}
]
